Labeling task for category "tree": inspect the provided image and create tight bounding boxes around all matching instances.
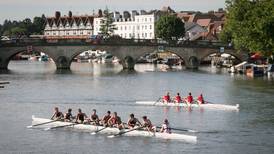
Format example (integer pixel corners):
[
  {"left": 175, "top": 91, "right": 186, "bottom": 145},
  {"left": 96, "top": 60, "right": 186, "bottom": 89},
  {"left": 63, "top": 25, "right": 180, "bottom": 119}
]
[
  {"left": 221, "top": 0, "right": 274, "bottom": 56},
  {"left": 99, "top": 8, "right": 117, "bottom": 38},
  {"left": 155, "top": 15, "right": 185, "bottom": 42}
]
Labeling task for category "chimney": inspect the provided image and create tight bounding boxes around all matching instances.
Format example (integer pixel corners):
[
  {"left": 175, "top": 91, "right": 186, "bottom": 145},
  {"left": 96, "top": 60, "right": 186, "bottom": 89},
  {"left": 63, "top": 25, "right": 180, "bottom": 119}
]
[
  {"left": 55, "top": 11, "right": 61, "bottom": 19},
  {"left": 68, "top": 11, "right": 72, "bottom": 18}
]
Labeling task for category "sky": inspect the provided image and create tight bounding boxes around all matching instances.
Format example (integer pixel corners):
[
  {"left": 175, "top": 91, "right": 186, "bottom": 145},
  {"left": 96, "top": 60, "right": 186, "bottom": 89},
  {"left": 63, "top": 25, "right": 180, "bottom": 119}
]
[{"left": 0, "top": 0, "right": 226, "bottom": 23}]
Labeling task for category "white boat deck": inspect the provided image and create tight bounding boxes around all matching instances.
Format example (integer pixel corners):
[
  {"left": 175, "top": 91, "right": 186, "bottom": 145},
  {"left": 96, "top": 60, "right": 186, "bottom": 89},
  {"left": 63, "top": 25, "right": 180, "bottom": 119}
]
[
  {"left": 31, "top": 116, "right": 197, "bottom": 144},
  {"left": 136, "top": 101, "right": 239, "bottom": 111}
]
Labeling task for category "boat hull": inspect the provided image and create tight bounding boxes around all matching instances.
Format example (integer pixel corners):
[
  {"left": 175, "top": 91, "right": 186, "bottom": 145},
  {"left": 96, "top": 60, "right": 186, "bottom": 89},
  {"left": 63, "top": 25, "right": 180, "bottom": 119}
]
[
  {"left": 136, "top": 101, "right": 239, "bottom": 111},
  {"left": 31, "top": 116, "right": 197, "bottom": 143}
]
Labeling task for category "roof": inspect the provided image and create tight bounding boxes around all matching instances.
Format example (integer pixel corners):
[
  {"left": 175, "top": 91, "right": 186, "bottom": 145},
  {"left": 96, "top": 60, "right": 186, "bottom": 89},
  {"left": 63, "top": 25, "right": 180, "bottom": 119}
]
[
  {"left": 46, "top": 15, "right": 94, "bottom": 27},
  {"left": 196, "top": 19, "right": 211, "bottom": 27}
]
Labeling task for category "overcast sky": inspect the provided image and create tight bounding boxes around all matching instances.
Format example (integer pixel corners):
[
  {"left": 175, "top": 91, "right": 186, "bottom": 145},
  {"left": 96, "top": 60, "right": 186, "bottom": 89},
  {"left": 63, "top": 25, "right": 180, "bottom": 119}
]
[{"left": 0, "top": 0, "right": 226, "bottom": 23}]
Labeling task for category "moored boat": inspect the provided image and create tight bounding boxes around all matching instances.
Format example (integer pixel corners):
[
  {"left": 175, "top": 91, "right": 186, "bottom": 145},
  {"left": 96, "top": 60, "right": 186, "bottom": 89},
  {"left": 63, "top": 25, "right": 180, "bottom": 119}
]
[
  {"left": 136, "top": 101, "right": 239, "bottom": 111},
  {"left": 30, "top": 116, "right": 197, "bottom": 143}
]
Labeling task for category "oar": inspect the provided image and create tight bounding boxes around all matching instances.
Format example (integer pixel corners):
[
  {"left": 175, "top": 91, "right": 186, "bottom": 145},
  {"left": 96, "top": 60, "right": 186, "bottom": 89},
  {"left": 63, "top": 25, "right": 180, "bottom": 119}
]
[
  {"left": 108, "top": 126, "right": 145, "bottom": 138},
  {"left": 0, "top": 81, "right": 10, "bottom": 84},
  {"left": 27, "top": 119, "right": 62, "bottom": 128},
  {"left": 156, "top": 126, "right": 197, "bottom": 133},
  {"left": 91, "top": 126, "right": 108, "bottom": 135},
  {"left": 44, "top": 123, "right": 78, "bottom": 131},
  {"left": 153, "top": 97, "right": 162, "bottom": 105}
]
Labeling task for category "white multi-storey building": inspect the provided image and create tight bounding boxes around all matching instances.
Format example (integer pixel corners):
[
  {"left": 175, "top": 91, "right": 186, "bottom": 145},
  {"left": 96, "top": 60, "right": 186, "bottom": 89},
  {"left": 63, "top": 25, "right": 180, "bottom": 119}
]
[
  {"left": 44, "top": 11, "right": 95, "bottom": 39},
  {"left": 94, "top": 13, "right": 158, "bottom": 39}
]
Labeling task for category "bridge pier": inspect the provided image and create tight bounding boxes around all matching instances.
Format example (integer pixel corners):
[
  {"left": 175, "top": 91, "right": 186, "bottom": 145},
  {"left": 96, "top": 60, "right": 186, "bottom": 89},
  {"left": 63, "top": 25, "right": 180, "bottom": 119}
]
[
  {"left": 121, "top": 56, "right": 135, "bottom": 70},
  {"left": 185, "top": 56, "right": 199, "bottom": 69},
  {"left": 55, "top": 56, "right": 70, "bottom": 70}
]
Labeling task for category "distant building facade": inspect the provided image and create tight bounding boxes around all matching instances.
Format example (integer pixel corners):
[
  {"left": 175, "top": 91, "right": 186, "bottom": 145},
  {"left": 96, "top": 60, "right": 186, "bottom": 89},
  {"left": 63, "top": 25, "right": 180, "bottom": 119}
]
[
  {"left": 94, "top": 11, "right": 159, "bottom": 39},
  {"left": 44, "top": 11, "right": 95, "bottom": 39}
]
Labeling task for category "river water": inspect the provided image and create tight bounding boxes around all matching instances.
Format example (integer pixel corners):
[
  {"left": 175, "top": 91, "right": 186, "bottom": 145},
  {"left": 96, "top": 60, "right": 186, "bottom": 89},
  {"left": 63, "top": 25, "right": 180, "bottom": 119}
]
[{"left": 0, "top": 61, "right": 274, "bottom": 154}]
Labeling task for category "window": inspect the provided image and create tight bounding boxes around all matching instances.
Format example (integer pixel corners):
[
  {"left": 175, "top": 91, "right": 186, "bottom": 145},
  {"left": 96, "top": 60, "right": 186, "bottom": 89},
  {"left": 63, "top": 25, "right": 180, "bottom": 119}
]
[
  {"left": 142, "top": 25, "right": 144, "bottom": 30},
  {"left": 137, "top": 26, "right": 139, "bottom": 30},
  {"left": 150, "top": 25, "right": 152, "bottom": 29},
  {"left": 150, "top": 33, "right": 152, "bottom": 37},
  {"left": 145, "top": 25, "right": 147, "bottom": 30},
  {"left": 67, "top": 33, "right": 69, "bottom": 35},
  {"left": 125, "top": 26, "right": 127, "bottom": 30},
  {"left": 145, "top": 33, "right": 147, "bottom": 38},
  {"left": 129, "top": 33, "right": 131, "bottom": 38},
  {"left": 125, "top": 33, "right": 127, "bottom": 38},
  {"left": 142, "top": 33, "right": 144, "bottom": 37},
  {"left": 150, "top": 18, "right": 152, "bottom": 22},
  {"left": 47, "top": 33, "right": 49, "bottom": 35},
  {"left": 145, "top": 18, "right": 147, "bottom": 22},
  {"left": 121, "top": 26, "right": 123, "bottom": 30}
]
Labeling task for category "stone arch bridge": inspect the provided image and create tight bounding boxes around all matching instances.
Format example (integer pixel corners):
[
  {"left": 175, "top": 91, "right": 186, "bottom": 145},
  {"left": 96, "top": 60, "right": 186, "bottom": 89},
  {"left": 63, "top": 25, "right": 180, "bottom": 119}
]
[{"left": 0, "top": 40, "right": 248, "bottom": 70}]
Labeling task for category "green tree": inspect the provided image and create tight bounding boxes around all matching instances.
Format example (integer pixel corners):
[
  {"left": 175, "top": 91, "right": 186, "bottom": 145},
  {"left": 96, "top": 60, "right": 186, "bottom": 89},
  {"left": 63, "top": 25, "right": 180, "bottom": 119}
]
[
  {"left": 10, "top": 27, "right": 27, "bottom": 36},
  {"left": 221, "top": 0, "right": 274, "bottom": 56},
  {"left": 155, "top": 15, "right": 185, "bottom": 42},
  {"left": 99, "top": 8, "right": 117, "bottom": 38}
]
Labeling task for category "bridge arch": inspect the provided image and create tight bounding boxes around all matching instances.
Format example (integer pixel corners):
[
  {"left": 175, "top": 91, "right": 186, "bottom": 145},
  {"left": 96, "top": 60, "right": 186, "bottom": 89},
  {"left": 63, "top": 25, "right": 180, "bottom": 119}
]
[
  {"left": 198, "top": 48, "right": 246, "bottom": 63},
  {"left": 0, "top": 47, "right": 57, "bottom": 70}
]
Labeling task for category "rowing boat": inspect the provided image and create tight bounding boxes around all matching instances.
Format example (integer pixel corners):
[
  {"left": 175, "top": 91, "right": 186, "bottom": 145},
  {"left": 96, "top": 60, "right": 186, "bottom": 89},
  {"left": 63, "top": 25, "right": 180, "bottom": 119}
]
[
  {"left": 30, "top": 115, "right": 197, "bottom": 143},
  {"left": 136, "top": 101, "right": 239, "bottom": 111}
]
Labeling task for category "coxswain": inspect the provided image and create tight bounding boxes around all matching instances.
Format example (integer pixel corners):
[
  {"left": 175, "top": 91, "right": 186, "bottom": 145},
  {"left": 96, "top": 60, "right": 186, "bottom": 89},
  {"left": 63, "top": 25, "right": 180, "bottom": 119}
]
[
  {"left": 90, "top": 109, "right": 100, "bottom": 125},
  {"left": 142, "top": 116, "right": 156, "bottom": 132},
  {"left": 101, "top": 111, "right": 111, "bottom": 126},
  {"left": 108, "top": 112, "right": 124, "bottom": 129},
  {"left": 64, "top": 108, "right": 74, "bottom": 122},
  {"left": 160, "top": 119, "right": 171, "bottom": 134},
  {"left": 163, "top": 92, "right": 171, "bottom": 103},
  {"left": 51, "top": 107, "right": 64, "bottom": 120},
  {"left": 197, "top": 94, "right": 205, "bottom": 105},
  {"left": 75, "top": 108, "right": 88, "bottom": 123},
  {"left": 174, "top": 93, "right": 182, "bottom": 103},
  {"left": 127, "top": 113, "right": 142, "bottom": 128},
  {"left": 185, "top": 92, "right": 193, "bottom": 105}
]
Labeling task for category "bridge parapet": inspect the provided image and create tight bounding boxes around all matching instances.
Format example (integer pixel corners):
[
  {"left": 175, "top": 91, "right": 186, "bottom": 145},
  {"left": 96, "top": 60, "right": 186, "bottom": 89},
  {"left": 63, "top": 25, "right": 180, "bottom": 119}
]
[{"left": 0, "top": 38, "right": 233, "bottom": 49}]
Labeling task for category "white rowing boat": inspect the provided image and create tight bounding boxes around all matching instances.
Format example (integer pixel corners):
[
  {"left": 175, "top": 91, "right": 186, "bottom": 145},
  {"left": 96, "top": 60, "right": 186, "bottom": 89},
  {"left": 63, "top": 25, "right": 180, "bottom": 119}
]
[
  {"left": 30, "top": 115, "right": 197, "bottom": 143},
  {"left": 136, "top": 101, "right": 239, "bottom": 111}
]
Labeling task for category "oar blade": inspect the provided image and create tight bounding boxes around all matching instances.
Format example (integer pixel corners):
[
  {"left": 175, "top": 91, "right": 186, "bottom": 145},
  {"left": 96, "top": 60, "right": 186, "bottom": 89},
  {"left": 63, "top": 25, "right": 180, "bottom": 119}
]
[
  {"left": 44, "top": 128, "right": 51, "bottom": 131},
  {"left": 90, "top": 132, "right": 97, "bottom": 135},
  {"left": 107, "top": 135, "right": 116, "bottom": 138},
  {"left": 26, "top": 125, "right": 33, "bottom": 128}
]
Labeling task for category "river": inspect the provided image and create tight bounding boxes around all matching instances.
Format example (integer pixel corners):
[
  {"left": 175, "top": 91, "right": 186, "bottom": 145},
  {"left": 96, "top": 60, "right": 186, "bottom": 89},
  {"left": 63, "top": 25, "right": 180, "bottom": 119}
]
[{"left": 0, "top": 61, "right": 274, "bottom": 154}]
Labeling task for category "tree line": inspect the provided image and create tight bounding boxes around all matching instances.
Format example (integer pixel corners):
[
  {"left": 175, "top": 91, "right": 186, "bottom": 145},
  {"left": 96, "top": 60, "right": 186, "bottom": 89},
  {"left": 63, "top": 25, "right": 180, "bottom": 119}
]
[
  {"left": 221, "top": 0, "right": 274, "bottom": 56},
  {"left": 0, "top": 15, "right": 46, "bottom": 37}
]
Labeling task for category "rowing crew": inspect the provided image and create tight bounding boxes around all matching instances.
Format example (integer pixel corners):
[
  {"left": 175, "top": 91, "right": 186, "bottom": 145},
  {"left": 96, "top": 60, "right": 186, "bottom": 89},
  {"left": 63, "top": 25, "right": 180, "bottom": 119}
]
[
  {"left": 162, "top": 92, "right": 205, "bottom": 105},
  {"left": 51, "top": 107, "right": 171, "bottom": 133}
]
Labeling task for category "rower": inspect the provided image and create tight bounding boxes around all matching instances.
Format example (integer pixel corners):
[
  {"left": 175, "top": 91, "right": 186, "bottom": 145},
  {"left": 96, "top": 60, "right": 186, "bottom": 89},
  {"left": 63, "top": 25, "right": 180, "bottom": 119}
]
[
  {"left": 185, "top": 92, "right": 193, "bottom": 105},
  {"left": 107, "top": 112, "right": 124, "bottom": 129},
  {"left": 174, "top": 93, "right": 182, "bottom": 103},
  {"left": 127, "top": 113, "right": 142, "bottom": 128},
  {"left": 51, "top": 107, "right": 64, "bottom": 120},
  {"left": 64, "top": 108, "right": 74, "bottom": 122},
  {"left": 75, "top": 108, "right": 88, "bottom": 124},
  {"left": 160, "top": 119, "right": 171, "bottom": 134},
  {"left": 101, "top": 111, "right": 111, "bottom": 126},
  {"left": 90, "top": 109, "right": 100, "bottom": 125},
  {"left": 197, "top": 94, "right": 205, "bottom": 105},
  {"left": 163, "top": 92, "right": 171, "bottom": 103},
  {"left": 142, "top": 116, "right": 156, "bottom": 132}
]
